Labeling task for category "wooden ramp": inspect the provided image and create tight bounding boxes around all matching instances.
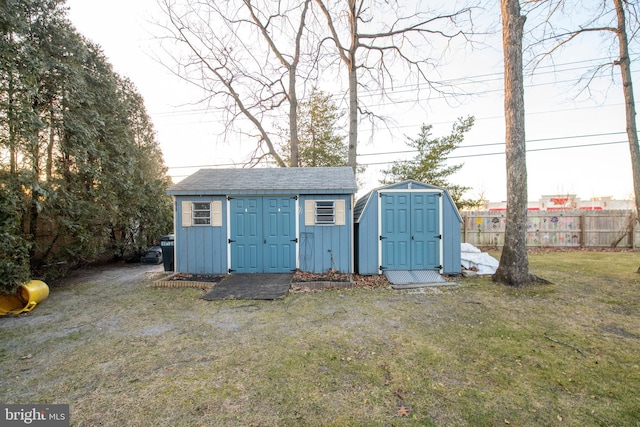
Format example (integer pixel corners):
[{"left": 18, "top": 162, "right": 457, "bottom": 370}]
[{"left": 201, "top": 273, "right": 291, "bottom": 300}]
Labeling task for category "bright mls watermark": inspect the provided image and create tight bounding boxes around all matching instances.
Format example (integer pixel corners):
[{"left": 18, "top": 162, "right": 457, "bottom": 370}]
[{"left": 1, "top": 405, "right": 69, "bottom": 426}]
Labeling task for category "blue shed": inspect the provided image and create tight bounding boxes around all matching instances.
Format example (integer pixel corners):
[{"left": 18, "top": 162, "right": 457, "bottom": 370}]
[
  {"left": 354, "top": 180, "right": 462, "bottom": 276},
  {"left": 167, "top": 167, "right": 357, "bottom": 275}
]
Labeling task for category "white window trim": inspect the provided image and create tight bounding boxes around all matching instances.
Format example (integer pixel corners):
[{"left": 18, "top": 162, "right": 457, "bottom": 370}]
[
  {"left": 181, "top": 200, "right": 222, "bottom": 227},
  {"left": 304, "top": 199, "right": 345, "bottom": 226}
]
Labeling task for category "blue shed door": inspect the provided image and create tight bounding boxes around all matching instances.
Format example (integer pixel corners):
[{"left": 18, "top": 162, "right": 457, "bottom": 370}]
[
  {"left": 381, "top": 192, "right": 441, "bottom": 270},
  {"left": 263, "top": 197, "right": 296, "bottom": 273},
  {"left": 381, "top": 193, "right": 410, "bottom": 270},
  {"left": 230, "top": 197, "right": 296, "bottom": 273},
  {"left": 230, "top": 197, "right": 261, "bottom": 273}
]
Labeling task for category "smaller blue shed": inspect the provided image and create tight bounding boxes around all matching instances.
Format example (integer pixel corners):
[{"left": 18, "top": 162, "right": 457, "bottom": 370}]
[
  {"left": 354, "top": 180, "right": 462, "bottom": 276},
  {"left": 167, "top": 167, "right": 357, "bottom": 275}
]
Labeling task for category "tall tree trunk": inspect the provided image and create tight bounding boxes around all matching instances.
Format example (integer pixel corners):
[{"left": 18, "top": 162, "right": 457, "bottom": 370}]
[
  {"left": 8, "top": 69, "right": 17, "bottom": 175},
  {"left": 493, "top": 0, "right": 543, "bottom": 286},
  {"left": 29, "top": 137, "right": 41, "bottom": 267},
  {"left": 47, "top": 107, "right": 55, "bottom": 181},
  {"left": 314, "top": 0, "right": 359, "bottom": 173},
  {"left": 347, "top": 57, "right": 358, "bottom": 173},
  {"left": 288, "top": 0, "right": 310, "bottom": 168},
  {"left": 241, "top": 0, "right": 311, "bottom": 168},
  {"left": 612, "top": 0, "right": 640, "bottom": 223},
  {"left": 347, "top": 0, "right": 358, "bottom": 174},
  {"left": 289, "top": 65, "right": 299, "bottom": 167}
]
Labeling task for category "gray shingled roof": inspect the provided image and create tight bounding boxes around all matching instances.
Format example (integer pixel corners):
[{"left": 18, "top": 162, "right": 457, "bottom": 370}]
[{"left": 167, "top": 167, "right": 357, "bottom": 195}]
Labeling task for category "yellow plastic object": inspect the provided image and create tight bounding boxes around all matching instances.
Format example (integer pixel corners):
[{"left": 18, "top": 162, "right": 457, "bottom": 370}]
[{"left": 0, "top": 280, "right": 49, "bottom": 315}]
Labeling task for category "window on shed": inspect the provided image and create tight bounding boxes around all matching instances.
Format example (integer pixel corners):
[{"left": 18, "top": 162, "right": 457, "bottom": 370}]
[
  {"left": 315, "top": 200, "right": 335, "bottom": 224},
  {"left": 181, "top": 201, "right": 222, "bottom": 227},
  {"left": 192, "top": 202, "right": 211, "bottom": 225},
  {"left": 304, "top": 199, "right": 345, "bottom": 226}
]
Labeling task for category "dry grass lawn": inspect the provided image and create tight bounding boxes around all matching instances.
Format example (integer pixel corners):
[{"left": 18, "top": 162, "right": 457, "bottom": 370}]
[{"left": 1, "top": 250, "right": 639, "bottom": 426}]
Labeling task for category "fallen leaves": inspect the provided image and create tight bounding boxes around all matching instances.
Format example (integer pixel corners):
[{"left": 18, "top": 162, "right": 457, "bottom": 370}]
[
  {"left": 289, "top": 270, "right": 391, "bottom": 293},
  {"left": 352, "top": 274, "right": 391, "bottom": 289},
  {"left": 291, "top": 269, "right": 351, "bottom": 283},
  {"left": 397, "top": 405, "right": 410, "bottom": 417}
]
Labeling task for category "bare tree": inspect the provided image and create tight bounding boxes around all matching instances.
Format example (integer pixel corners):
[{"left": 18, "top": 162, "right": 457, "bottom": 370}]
[
  {"left": 493, "top": 0, "right": 546, "bottom": 287},
  {"left": 613, "top": 0, "right": 640, "bottom": 224},
  {"left": 526, "top": 0, "right": 640, "bottom": 234},
  {"left": 313, "top": 0, "right": 475, "bottom": 173},
  {"left": 157, "top": 0, "right": 316, "bottom": 167},
  {"left": 157, "top": 1, "right": 477, "bottom": 173},
  {"left": 241, "top": 0, "right": 312, "bottom": 167}
]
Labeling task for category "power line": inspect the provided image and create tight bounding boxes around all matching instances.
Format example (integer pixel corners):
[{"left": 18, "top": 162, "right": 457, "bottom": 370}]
[
  {"left": 154, "top": 101, "right": 626, "bottom": 134},
  {"left": 166, "top": 134, "right": 630, "bottom": 173},
  {"left": 395, "top": 102, "right": 624, "bottom": 129},
  {"left": 150, "top": 57, "right": 624, "bottom": 118},
  {"left": 158, "top": 55, "right": 634, "bottom": 175},
  {"left": 358, "top": 140, "right": 628, "bottom": 166},
  {"left": 355, "top": 59, "right": 619, "bottom": 100},
  {"left": 358, "top": 131, "right": 627, "bottom": 157}
]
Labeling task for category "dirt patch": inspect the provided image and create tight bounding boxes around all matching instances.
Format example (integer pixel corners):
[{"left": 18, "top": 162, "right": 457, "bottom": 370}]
[
  {"left": 290, "top": 281, "right": 353, "bottom": 292},
  {"left": 601, "top": 324, "right": 640, "bottom": 339}
]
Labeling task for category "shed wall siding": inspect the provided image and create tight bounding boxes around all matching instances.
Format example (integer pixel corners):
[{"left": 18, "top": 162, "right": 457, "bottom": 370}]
[
  {"left": 355, "top": 195, "right": 380, "bottom": 275},
  {"left": 442, "top": 194, "right": 462, "bottom": 274},
  {"left": 299, "top": 195, "right": 353, "bottom": 273},
  {"left": 174, "top": 196, "right": 228, "bottom": 275}
]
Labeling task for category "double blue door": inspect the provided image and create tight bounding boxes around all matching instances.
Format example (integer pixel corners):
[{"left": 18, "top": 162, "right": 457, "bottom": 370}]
[
  {"left": 229, "top": 197, "right": 296, "bottom": 273},
  {"left": 381, "top": 192, "right": 441, "bottom": 270}
]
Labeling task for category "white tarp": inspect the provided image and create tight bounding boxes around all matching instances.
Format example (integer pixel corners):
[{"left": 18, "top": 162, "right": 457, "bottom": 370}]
[{"left": 461, "top": 243, "right": 499, "bottom": 275}]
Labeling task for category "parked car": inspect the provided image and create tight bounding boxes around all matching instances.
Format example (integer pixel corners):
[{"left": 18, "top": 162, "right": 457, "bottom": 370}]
[{"left": 140, "top": 246, "right": 163, "bottom": 265}]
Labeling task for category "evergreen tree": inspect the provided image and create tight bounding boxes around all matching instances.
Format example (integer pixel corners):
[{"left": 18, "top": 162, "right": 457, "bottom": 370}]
[
  {"left": 0, "top": 0, "right": 173, "bottom": 290},
  {"left": 381, "top": 116, "right": 480, "bottom": 210},
  {"left": 282, "top": 88, "right": 348, "bottom": 168},
  {"left": 0, "top": 172, "right": 31, "bottom": 293}
]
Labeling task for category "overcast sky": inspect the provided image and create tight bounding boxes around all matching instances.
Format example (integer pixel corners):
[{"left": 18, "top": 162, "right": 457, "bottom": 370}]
[{"left": 66, "top": 0, "right": 637, "bottom": 202}]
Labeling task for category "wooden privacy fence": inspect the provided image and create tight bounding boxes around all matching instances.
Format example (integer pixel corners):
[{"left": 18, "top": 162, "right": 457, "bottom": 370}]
[{"left": 461, "top": 210, "right": 640, "bottom": 248}]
